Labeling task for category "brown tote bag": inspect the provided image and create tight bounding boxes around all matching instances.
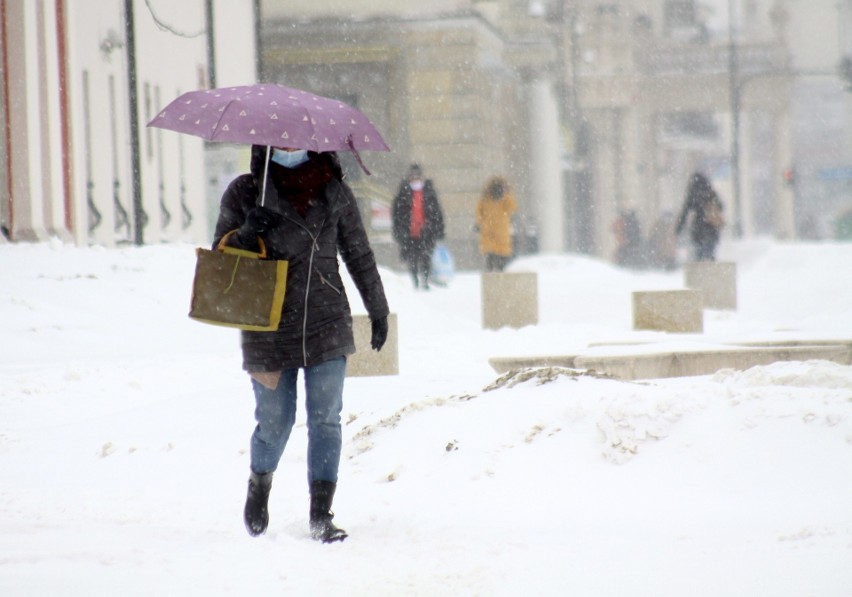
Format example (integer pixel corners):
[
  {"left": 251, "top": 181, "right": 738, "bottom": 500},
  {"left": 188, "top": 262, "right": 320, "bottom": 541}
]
[{"left": 188, "top": 231, "right": 288, "bottom": 331}]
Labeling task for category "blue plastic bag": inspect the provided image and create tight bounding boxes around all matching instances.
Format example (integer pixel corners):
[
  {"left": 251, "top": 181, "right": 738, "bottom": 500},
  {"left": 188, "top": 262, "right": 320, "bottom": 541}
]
[{"left": 430, "top": 243, "right": 455, "bottom": 287}]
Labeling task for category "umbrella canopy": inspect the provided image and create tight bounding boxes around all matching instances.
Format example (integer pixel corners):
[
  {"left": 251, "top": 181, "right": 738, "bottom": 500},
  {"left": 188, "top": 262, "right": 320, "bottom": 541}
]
[{"left": 146, "top": 83, "right": 389, "bottom": 153}]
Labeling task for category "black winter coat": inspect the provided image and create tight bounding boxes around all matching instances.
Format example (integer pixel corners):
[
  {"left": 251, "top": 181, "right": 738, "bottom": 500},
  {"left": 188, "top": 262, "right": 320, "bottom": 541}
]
[
  {"left": 213, "top": 149, "right": 389, "bottom": 372},
  {"left": 391, "top": 179, "right": 445, "bottom": 261},
  {"left": 676, "top": 173, "right": 723, "bottom": 246}
]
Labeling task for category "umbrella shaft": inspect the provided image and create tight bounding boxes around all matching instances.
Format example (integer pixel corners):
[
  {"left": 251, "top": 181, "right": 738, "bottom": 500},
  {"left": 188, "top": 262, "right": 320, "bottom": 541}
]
[{"left": 260, "top": 145, "right": 271, "bottom": 207}]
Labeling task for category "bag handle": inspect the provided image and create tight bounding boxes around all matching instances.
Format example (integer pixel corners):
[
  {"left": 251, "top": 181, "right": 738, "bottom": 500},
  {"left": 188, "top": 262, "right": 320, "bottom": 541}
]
[{"left": 217, "top": 230, "right": 267, "bottom": 259}]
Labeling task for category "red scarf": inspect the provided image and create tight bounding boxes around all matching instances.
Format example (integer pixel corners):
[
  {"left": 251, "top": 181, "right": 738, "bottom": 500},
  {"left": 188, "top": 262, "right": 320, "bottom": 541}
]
[
  {"left": 410, "top": 189, "right": 425, "bottom": 238},
  {"left": 271, "top": 157, "right": 333, "bottom": 216}
]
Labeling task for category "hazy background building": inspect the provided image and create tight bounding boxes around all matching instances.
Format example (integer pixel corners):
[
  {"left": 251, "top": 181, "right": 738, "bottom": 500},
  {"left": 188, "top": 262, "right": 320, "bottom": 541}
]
[
  {"left": 259, "top": 0, "right": 852, "bottom": 266},
  {"left": 260, "top": 1, "right": 567, "bottom": 267},
  {"left": 2, "top": 0, "right": 851, "bottom": 265}
]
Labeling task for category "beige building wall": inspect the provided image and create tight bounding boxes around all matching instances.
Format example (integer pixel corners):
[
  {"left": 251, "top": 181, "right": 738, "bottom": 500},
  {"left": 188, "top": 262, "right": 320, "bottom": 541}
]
[
  {"left": 257, "top": 0, "right": 846, "bottom": 260},
  {"left": 261, "top": 5, "right": 550, "bottom": 266}
]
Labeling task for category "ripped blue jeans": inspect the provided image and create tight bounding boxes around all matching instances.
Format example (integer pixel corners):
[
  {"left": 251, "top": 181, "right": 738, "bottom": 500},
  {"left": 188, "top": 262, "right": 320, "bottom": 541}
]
[{"left": 249, "top": 356, "right": 346, "bottom": 484}]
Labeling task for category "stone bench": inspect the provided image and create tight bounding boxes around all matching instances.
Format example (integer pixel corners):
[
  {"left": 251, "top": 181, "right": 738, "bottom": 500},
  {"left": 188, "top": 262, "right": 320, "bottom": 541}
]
[
  {"left": 632, "top": 289, "right": 703, "bottom": 333},
  {"left": 577, "top": 344, "right": 852, "bottom": 380},
  {"left": 489, "top": 341, "right": 852, "bottom": 380},
  {"left": 481, "top": 272, "right": 539, "bottom": 330},
  {"left": 347, "top": 313, "right": 399, "bottom": 377},
  {"left": 683, "top": 261, "right": 737, "bottom": 310}
]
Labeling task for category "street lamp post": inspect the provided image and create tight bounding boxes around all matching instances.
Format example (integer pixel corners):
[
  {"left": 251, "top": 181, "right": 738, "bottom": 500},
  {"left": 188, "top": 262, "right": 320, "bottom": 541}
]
[
  {"left": 124, "top": 0, "right": 145, "bottom": 245},
  {"left": 205, "top": 0, "right": 216, "bottom": 89},
  {"left": 728, "top": 0, "right": 743, "bottom": 238},
  {"left": 254, "top": 0, "right": 264, "bottom": 81}
]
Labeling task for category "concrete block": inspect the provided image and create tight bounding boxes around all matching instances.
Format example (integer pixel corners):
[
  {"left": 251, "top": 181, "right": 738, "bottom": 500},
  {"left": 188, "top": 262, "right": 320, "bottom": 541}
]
[
  {"left": 632, "top": 290, "right": 703, "bottom": 333},
  {"left": 489, "top": 341, "right": 852, "bottom": 381},
  {"left": 574, "top": 352, "right": 676, "bottom": 380},
  {"left": 481, "top": 272, "right": 539, "bottom": 330},
  {"left": 575, "top": 343, "right": 852, "bottom": 380},
  {"left": 489, "top": 355, "right": 577, "bottom": 373},
  {"left": 347, "top": 313, "right": 398, "bottom": 377},
  {"left": 684, "top": 261, "right": 737, "bottom": 310}
]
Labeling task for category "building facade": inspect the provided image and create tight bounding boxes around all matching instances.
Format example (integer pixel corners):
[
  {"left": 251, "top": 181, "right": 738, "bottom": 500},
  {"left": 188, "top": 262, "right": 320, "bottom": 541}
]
[
  {"left": 262, "top": 0, "right": 852, "bottom": 265},
  {"left": 3, "top": 1, "right": 850, "bottom": 257},
  {"left": 566, "top": 0, "right": 796, "bottom": 254},
  {"left": 261, "top": 0, "right": 567, "bottom": 267},
  {"left": 0, "top": 0, "right": 256, "bottom": 246}
]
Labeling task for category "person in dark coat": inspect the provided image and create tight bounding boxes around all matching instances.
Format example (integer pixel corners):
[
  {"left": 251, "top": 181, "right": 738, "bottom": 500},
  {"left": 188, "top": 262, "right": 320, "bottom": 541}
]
[
  {"left": 391, "top": 164, "right": 445, "bottom": 289},
  {"left": 676, "top": 172, "right": 724, "bottom": 261},
  {"left": 212, "top": 144, "right": 390, "bottom": 543}
]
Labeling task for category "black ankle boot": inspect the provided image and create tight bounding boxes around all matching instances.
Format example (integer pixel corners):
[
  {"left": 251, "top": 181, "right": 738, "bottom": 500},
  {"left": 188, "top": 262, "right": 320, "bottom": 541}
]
[
  {"left": 244, "top": 471, "right": 273, "bottom": 537},
  {"left": 309, "top": 480, "right": 348, "bottom": 543}
]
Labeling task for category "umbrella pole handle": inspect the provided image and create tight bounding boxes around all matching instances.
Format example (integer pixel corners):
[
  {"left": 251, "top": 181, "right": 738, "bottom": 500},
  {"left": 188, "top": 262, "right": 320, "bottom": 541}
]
[
  {"left": 260, "top": 145, "right": 271, "bottom": 207},
  {"left": 346, "top": 136, "right": 372, "bottom": 176}
]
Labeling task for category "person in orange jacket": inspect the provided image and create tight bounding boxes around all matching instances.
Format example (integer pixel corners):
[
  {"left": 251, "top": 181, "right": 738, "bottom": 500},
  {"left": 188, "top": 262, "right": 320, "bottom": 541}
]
[{"left": 475, "top": 176, "right": 517, "bottom": 272}]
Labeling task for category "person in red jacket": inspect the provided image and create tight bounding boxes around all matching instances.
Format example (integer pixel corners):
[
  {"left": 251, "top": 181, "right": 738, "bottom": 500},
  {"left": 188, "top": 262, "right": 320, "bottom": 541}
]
[{"left": 391, "top": 164, "right": 445, "bottom": 289}]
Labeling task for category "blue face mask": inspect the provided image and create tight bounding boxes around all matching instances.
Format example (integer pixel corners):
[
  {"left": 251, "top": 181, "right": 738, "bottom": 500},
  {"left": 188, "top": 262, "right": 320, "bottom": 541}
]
[{"left": 271, "top": 148, "right": 309, "bottom": 169}]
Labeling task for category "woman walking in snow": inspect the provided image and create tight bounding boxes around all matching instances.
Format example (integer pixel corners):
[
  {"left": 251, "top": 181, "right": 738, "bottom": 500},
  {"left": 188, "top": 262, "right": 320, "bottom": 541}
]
[{"left": 213, "top": 145, "right": 389, "bottom": 543}]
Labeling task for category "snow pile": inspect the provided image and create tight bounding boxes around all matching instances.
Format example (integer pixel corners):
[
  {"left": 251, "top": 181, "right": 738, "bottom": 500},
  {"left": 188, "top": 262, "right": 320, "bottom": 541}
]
[{"left": 0, "top": 239, "right": 851, "bottom": 596}]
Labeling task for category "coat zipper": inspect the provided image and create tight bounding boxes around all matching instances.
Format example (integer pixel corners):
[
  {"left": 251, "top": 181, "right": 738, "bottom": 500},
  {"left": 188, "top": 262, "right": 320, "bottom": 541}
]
[
  {"left": 286, "top": 216, "right": 326, "bottom": 367},
  {"left": 317, "top": 271, "right": 342, "bottom": 295}
]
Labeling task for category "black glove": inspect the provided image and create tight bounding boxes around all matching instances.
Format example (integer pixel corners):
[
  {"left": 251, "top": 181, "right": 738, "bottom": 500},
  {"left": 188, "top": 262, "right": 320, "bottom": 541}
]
[
  {"left": 370, "top": 316, "right": 388, "bottom": 351},
  {"left": 236, "top": 207, "right": 282, "bottom": 249}
]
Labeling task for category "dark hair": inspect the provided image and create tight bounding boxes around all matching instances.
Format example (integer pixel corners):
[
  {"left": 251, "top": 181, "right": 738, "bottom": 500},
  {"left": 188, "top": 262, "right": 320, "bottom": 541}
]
[
  {"left": 484, "top": 176, "right": 509, "bottom": 200},
  {"left": 487, "top": 179, "right": 505, "bottom": 199},
  {"left": 690, "top": 172, "right": 711, "bottom": 190}
]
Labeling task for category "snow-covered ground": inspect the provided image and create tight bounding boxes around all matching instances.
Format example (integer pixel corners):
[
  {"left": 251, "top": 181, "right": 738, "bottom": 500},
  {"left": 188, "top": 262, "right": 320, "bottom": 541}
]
[{"left": 1, "top": 237, "right": 850, "bottom": 596}]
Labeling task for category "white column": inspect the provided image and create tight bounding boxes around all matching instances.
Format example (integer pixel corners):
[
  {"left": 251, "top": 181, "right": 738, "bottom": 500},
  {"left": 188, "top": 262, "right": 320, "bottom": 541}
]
[
  {"left": 528, "top": 76, "right": 564, "bottom": 253},
  {"left": 7, "top": 1, "right": 47, "bottom": 241},
  {"left": 37, "top": 0, "right": 71, "bottom": 241}
]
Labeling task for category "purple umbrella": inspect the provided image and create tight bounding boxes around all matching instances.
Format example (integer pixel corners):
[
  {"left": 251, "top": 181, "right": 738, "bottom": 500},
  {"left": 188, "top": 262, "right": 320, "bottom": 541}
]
[{"left": 147, "top": 83, "right": 389, "bottom": 173}]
